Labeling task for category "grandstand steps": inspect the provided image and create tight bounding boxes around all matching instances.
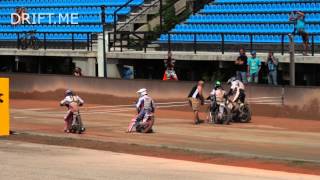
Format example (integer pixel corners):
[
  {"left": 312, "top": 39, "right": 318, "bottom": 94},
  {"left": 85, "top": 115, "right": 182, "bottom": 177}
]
[{"left": 117, "top": 0, "right": 160, "bottom": 32}]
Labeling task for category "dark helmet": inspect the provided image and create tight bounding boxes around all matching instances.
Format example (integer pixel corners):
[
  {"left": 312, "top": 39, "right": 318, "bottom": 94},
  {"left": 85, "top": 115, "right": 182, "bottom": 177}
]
[{"left": 65, "top": 89, "right": 73, "bottom": 96}]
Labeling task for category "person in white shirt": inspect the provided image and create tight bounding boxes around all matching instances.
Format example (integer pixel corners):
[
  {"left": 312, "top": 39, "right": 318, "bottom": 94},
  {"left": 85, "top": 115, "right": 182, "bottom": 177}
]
[{"left": 227, "top": 77, "right": 246, "bottom": 104}]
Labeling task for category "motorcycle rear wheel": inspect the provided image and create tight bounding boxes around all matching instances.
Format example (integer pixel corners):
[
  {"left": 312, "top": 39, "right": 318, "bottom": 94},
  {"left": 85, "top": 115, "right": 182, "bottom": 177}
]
[
  {"left": 140, "top": 117, "right": 155, "bottom": 133},
  {"left": 239, "top": 104, "right": 251, "bottom": 123}
]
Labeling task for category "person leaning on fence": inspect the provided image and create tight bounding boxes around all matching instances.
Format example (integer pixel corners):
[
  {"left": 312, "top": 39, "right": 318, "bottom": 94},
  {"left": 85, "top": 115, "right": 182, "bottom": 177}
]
[
  {"left": 247, "top": 51, "right": 261, "bottom": 83},
  {"left": 188, "top": 81, "right": 205, "bottom": 125},
  {"left": 266, "top": 51, "right": 279, "bottom": 86},
  {"left": 235, "top": 48, "right": 248, "bottom": 83},
  {"left": 289, "top": 10, "right": 309, "bottom": 56}
]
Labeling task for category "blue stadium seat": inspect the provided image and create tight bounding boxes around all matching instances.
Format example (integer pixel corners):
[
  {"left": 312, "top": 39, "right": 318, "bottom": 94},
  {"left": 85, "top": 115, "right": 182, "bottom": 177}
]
[{"left": 160, "top": 0, "right": 320, "bottom": 43}]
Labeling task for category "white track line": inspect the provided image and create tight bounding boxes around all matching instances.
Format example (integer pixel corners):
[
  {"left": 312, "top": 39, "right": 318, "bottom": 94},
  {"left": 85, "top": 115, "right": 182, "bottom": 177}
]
[
  {"left": 13, "top": 97, "right": 284, "bottom": 115},
  {"left": 85, "top": 101, "right": 188, "bottom": 109},
  {"left": 248, "top": 97, "right": 283, "bottom": 100}
]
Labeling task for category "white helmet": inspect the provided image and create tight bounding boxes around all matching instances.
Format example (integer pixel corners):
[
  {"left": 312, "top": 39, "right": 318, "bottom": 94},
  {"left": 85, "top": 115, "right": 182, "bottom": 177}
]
[{"left": 137, "top": 88, "right": 147, "bottom": 96}]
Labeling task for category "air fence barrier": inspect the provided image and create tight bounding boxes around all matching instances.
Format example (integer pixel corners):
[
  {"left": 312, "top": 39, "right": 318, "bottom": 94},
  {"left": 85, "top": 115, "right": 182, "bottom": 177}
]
[{"left": 1, "top": 73, "right": 320, "bottom": 119}]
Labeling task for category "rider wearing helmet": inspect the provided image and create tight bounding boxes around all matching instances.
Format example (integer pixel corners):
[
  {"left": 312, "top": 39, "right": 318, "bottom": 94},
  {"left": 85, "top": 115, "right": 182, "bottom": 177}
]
[
  {"left": 227, "top": 77, "right": 246, "bottom": 104},
  {"left": 60, "top": 90, "right": 84, "bottom": 132},
  {"left": 208, "top": 81, "right": 227, "bottom": 120},
  {"left": 135, "top": 88, "right": 155, "bottom": 123}
]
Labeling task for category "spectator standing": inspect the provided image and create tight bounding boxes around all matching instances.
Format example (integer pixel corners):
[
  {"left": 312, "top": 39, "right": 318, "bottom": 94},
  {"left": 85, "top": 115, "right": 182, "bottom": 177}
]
[
  {"left": 289, "top": 11, "right": 309, "bottom": 56},
  {"left": 234, "top": 48, "right": 248, "bottom": 83},
  {"left": 247, "top": 51, "right": 261, "bottom": 83},
  {"left": 188, "top": 81, "right": 205, "bottom": 124},
  {"left": 163, "top": 51, "right": 178, "bottom": 80},
  {"left": 266, "top": 51, "right": 279, "bottom": 85}
]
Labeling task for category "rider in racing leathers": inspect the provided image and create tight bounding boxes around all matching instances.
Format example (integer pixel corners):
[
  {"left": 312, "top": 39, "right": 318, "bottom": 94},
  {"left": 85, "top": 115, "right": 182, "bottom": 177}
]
[
  {"left": 209, "top": 81, "right": 227, "bottom": 120},
  {"left": 60, "top": 90, "right": 84, "bottom": 133},
  {"left": 135, "top": 88, "right": 155, "bottom": 124},
  {"left": 227, "top": 77, "right": 246, "bottom": 106}
]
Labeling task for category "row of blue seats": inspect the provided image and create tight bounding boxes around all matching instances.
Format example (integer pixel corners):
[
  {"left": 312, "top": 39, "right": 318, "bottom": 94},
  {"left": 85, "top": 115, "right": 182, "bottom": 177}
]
[
  {"left": 0, "top": 0, "right": 144, "bottom": 7},
  {"left": 215, "top": 0, "right": 317, "bottom": 3},
  {"left": 187, "top": 13, "right": 320, "bottom": 23},
  {"left": 172, "top": 24, "right": 320, "bottom": 33},
  {"left": 0, "top": 25, "right": 103, "bottom": 32},
  {"left": 0, "top": 33, "right": 91, "bottom": 40},
  {"left": 159, "top": 34, "right": 320, "bottom": 43},
  {"left": 0, "top": 15, "right": 116, "bottom": 24},
  {"left": 0, "top": 7, "right": 131, "bottom": 15},
  {"left": 202, "top": 3, "right": 320, "bottom": 13}
]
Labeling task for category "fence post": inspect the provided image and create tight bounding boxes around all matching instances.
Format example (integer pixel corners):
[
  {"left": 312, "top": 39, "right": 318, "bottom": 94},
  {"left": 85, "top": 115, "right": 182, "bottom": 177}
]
[
  {"left": 168, "top": 33, "right": 171, "bottom": 52},
  {"left": 87, "top": 33, "right": 90, "bottom": 51},
  {"left": 44, "top": 33, "right": 47, "bottom": 50},
  {"left": 221, "top": 33, "right": 224, "bottom": 54},
  {"left": 144, "top": 32, "right": 147, "bottom": 53},
  {"left": 281, "top": 34, "right": 284, "bottom": 55},
  {"left": 120, "top": 32, "right": 123, "bottom": 52},
  {"left": 108, "top": 32, "right": 111, "bottom": 52},
  {"left": 250, "top": 34, "right": 253, "bottom": 52},
  {"left": 71, "top": 33, "right": 75, "bottom": 50},
  {"left": 193, "top": 33, "right": 197, "bottom": 54},
  {"left": 289, "top": 34, "right": 295, "bottom": 86},
  {"left": 312, "top": 34, "right": 314, "bottom": 56},
  {"left": 16, "top": 33, "right": 20, "bottom": 49},
  {"left": 281, "top": 87, "right": 285, "bottom": 105}
]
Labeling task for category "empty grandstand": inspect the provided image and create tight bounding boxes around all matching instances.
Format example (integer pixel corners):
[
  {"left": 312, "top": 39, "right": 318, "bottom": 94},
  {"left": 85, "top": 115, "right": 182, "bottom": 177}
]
[{"left": 159, "top": 0, "right": 320, "bottom": 47}]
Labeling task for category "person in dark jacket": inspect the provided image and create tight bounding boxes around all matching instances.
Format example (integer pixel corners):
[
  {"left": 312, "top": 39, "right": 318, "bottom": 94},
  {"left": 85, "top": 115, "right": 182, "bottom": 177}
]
[{"left": 235, "top": 48, "right": 248, "bottom": 83}]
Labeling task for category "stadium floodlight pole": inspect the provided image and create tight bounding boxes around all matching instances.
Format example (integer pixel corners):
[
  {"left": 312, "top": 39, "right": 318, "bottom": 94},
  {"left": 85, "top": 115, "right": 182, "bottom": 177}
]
[
  {"left": 101, "top": 5, "right": 107, "bottom": 78},
  {"left": 289, "top": 34, "right": 295, "bottom": 86}
]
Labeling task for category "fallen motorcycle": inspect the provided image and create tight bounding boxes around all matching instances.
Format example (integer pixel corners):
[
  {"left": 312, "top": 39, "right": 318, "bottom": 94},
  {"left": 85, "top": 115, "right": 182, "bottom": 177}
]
[
  {"left": 226, "top": 99, "right": 251, "bottom": 123},
  {"left": 209, "top": 100, "right": 231, "bottom": 125}
]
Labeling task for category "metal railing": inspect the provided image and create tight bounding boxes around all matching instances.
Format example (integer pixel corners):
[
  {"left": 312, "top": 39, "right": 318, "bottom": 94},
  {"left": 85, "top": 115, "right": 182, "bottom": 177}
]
[
  {"left": 108, "top": 31, "right": 320, "bottom": 56},
  {"left": 0, "top": 31, "right": 95, "bottom": 50}
]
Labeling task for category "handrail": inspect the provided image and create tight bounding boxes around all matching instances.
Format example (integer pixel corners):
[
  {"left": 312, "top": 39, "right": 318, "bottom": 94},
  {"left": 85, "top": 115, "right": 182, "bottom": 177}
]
[
  {"left": 112, "top": 0, "right": 135, "bottom": 51},
  {"left": 108, "top": 31, "right": 320, "bottom": 55},
  {"left": 198, "top": 11, "right": 320, "bottom": 14},
  {"left": 113, "top": 0, "right": 135, "bottom": 32},
  {"left": 0, "top": 31, "right": 94, "bottom": 50},
  {"left": 184, "top": 21, "right": 320, "bottom": 24},
  {"left": 110, "top": 31, "right": 320, "bottom": 35},
  {"left": 118, "top": 0, "right": 161, "bottom": 31}
]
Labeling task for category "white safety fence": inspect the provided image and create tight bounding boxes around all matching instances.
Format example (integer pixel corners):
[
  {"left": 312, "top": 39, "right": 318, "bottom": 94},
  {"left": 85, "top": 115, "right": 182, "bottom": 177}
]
[
  {"left": 81, "top": 96, "right": 284, "bottom": 114},
  {"left": 13, "top": 96, "right": 284, "bottom": 115}
]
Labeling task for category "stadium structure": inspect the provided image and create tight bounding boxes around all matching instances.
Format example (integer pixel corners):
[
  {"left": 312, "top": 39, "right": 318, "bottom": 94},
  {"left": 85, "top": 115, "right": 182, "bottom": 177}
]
[{"left": 0, "top": 0, "right": 320, "bottom": 85}]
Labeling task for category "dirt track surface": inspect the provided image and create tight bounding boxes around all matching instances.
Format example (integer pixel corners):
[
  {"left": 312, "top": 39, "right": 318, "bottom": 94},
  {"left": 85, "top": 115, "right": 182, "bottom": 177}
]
[
  {"left": 1, "top": 140, "right": 319, "bottom": 180},
  {"left": 8, "top": 99, "right": 320, "bottom": 175}
]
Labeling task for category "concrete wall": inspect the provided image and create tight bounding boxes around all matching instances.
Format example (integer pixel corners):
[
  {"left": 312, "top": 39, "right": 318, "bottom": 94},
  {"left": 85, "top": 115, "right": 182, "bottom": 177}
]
[
  {"left": 2, "top": 73, "right": 320, "bottom": 119},
  {"left": 72, "top": 57, "right": 96, "bottom": 77}
]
